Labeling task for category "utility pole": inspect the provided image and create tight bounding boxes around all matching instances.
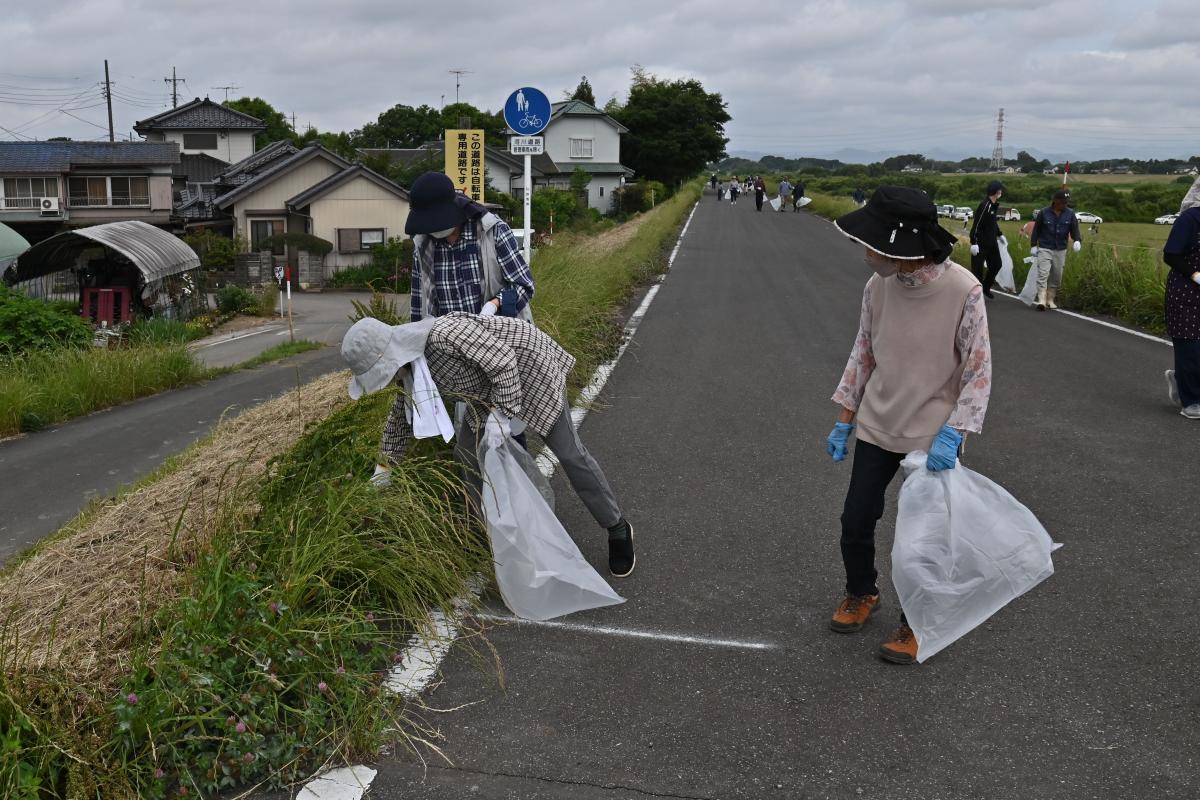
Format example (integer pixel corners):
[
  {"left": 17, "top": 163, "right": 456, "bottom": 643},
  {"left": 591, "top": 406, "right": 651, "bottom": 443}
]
[
  {"left": 290, "top": 112, "right": 297, "bottom": 130},
  {"left": 448, "top": 69, "right": 470, "bottom": 104},
  {"left": 212, "top": 85, "right": 240, "bottom": 102},
  {"left": 164, "top": 66, "right": 185, "bottom": 108},
  {"left": 103, "top": 59, "right": 114, "bottom": 142}
]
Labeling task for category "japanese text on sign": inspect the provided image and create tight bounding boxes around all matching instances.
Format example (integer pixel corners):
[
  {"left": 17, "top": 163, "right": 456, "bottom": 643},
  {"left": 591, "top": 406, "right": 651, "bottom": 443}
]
[
  {"left": 509, "top": 136, "right": 544, "bottom": 155},
  {"left": 444, "top": 129, "right": 485, "bottom": 203}
]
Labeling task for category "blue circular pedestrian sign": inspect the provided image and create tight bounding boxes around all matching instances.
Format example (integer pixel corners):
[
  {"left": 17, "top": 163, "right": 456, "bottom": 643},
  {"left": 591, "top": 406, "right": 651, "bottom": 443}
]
[{"left": 504, "top": 87, "right": 551, "bottom": 136}]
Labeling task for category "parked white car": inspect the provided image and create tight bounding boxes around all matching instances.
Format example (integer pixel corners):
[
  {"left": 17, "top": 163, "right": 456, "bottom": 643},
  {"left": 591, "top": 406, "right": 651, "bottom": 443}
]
[
  {"left": 1002, "top": 208, "right": 1021, "bottom": 221},
  {"left": 1155, "top": 213, "right": 1179, "bottom": 225},
  {"left": 1075, "top": 211, "right": 1103, "bottom": 224},
  {"left": 937, "top": 204, "right": 956, "bottom": 218},
  {"left": 953, "top": 206, "right": 973, "bottom": 220}
]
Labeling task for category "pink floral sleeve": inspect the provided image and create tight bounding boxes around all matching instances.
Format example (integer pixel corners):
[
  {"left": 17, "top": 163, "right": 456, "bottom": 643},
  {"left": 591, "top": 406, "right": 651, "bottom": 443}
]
[
  {"left": 947, "top": 285, "right": 992, "bottom": 433},
  {"left": 831, "top": 280, "right": 875, "bottom": 411}
]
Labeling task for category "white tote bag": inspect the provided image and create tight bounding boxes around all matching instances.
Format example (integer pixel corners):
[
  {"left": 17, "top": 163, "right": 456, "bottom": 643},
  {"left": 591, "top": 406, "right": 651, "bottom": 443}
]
[
  {"left": 892, "top": 452, "right": 1060, "bottom": 662},
  {"left": 479, "top": 425, "right": 624, "bottom": 621},
  {"left": 994, "top": 235, "right": 1016, "bottom": 292},
  {"left": 1018, "top": 255, "right": 1039, "bottom": 306}
]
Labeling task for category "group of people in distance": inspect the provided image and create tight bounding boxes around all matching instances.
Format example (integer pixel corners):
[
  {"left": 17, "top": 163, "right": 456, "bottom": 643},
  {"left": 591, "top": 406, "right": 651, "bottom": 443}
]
[
  {"left": 710, "top": 173, "right": 807, "bottom": 212},
  {"left": 341, "top": 169, "right": 1200, "bottom": 668}
]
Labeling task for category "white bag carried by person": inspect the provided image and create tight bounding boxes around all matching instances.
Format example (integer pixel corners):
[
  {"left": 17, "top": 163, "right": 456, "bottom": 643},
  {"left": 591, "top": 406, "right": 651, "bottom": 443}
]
[
  {"left": 892, "top": 451, "right": 1060, "bottom": 662},
  {"left": 796, "top": 196, "right": 812, "bottom": 207},
  {"left": 1018, "top": 255, "right": 1039, "bottom": 306},
  {"left": 769, "top": 196, "right": 782, "bottom": 212},
  {"left": 478, "top": 415, "right": 624, "bottom": 621},
  {"left": 994, "top": 235, "right": 1016, "bottom": 292}
]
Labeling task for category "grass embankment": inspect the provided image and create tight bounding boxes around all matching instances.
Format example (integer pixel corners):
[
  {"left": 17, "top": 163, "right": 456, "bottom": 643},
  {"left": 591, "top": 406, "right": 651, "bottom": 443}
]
[
  {"left": 0, "top": 182, "right": 702, "bottom": 797},
  {"left": 806, "top": 191, "right": 1174, "bottom": 335}
]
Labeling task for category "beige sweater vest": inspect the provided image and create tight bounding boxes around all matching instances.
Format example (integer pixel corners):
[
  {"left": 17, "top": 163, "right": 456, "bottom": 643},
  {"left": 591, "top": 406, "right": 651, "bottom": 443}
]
[{"left": 856, "top": 264, "right": 979, "bottom": 454}]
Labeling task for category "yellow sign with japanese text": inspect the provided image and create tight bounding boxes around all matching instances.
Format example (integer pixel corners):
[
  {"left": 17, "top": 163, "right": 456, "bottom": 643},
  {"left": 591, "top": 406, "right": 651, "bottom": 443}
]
[{"left": 444, "top": 129, "right": 485, "bottom": 203}]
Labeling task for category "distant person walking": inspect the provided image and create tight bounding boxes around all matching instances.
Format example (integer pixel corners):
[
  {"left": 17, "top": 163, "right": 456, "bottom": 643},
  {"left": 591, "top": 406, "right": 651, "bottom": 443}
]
[
  {"left": 754, "top": 178, "right": 766, "bottom": 212},
  {"left": 792, "top": 180, "right": 806, "bottom": 211},
  {"left": 1029, "top": 188, "right": 1082, "bottom": 310},
  {"left": 1162, "top": 175, "right": 1200, "bottom": 419},
  {"left": 778, "top": 178, "right": 792, "bottom": 212},
  {"left": 968, "top": 180, "right": 1005, "bottom": 299},
  {"left": 711, "top": 173, "right": 718, "bottom": 191},
  {"left": 853, "top": 188, "right": 867, "bottom": 206},
  {"left": 729, "top": 181, "right": 739, "bottom": 205}
]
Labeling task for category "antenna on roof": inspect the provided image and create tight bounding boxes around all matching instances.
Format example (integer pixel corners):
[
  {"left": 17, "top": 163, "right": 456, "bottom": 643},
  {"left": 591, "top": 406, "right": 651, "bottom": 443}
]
[
  {"left": 448, "top": 69, "right": 471, "bottom": 105},
  {"left": 212, "top": 85, "right": 240, "bottom": 102}
]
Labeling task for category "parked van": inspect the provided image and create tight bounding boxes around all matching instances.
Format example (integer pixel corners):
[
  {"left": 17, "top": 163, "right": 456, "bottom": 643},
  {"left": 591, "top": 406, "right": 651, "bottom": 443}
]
[
  {"left": 953, "top": 206, "right": 973, "bottom": 220},
  {"left": 937, "top": 204, "right": 955, "bottom": 218},
  {"left": 1001, "top": 207, "right": 1021, "bottom": 221}
]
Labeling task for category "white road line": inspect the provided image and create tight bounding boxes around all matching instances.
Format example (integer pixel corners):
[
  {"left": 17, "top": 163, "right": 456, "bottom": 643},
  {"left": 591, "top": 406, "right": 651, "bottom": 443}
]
[
  {"left": 295, "top": 765, "right": 378, "bottom": 800},
  {"left": 474, "top": 612, "right": 776, "bottom": 651},
  {"left": 191, "top": 326, "right": 283, "bottom": 349},
  {"left": 993, "top": 290, "right": 1171, "bottom": 345},
  {"left": 299, "top": 201, "right": 702, "bottom": 798}
]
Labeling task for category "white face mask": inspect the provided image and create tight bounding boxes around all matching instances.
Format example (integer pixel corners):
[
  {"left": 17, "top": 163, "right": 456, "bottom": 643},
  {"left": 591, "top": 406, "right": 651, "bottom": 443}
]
[{"left": 429, "top": 226, "right": 457, "bottom": 239}]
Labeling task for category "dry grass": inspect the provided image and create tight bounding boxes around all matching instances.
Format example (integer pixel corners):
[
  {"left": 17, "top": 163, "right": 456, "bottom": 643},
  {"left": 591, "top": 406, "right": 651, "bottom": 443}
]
[
  {"left": 580, "top": 212, "right": 651, "bottom": 256},
  {"left": 0, "top": 370, "right": 351, "bottom": 686}
]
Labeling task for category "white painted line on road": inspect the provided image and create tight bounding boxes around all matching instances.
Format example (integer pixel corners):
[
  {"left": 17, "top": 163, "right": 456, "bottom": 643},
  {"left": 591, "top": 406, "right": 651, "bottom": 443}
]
[
  {"left": 191, "top": 326, "right": 283, "bottom": 349},
  {"left": 295, "top": 765, "right": 378, "bottom": 800},
  {"left": 993, "top": 290, "right": 1171, "bottom": 345},
  {"left": 475, "top": 612, "right": 776, "bottom": 651},
  {"left": 298, "top": 201, "right": 702, "bottom": 799}
]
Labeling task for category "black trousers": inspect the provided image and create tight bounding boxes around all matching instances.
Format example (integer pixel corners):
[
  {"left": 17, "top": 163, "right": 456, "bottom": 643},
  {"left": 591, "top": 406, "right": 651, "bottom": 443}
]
[
  {"left": 840, "top": 439, "right": 904, "bottom": 597},
  {"left": 1175, "top": 338, "right": 1200, "bottom": 407},
  {"left": 970, "top": 241, "right": 1002, "bottom": 293}
]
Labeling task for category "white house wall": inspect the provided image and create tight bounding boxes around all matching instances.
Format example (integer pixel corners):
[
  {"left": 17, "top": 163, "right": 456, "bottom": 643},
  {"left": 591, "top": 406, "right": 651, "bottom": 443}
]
[
  {"left": 232, "top": 158, "right": 342, "bottom": 243},
  {"left": 543, "top": 116, "right": 621, "bottom": 164},
  {"left": 309, "top": 175, "right": 410, "bottom": 273},
  {"left": 155, "top": 130, "right": 256, "bottom": 164},
  {"left": 486, "top": 157, "right": 513, "bottom": 195}
]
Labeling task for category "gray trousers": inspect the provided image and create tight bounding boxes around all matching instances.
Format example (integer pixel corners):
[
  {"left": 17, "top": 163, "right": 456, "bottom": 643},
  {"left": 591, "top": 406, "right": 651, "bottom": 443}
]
[
  {"left": 453, "top": 394, "right": 623, "bottom": 530},
  {"left": 1035, "top": 247, "right": 1067, "bottom": 290}
]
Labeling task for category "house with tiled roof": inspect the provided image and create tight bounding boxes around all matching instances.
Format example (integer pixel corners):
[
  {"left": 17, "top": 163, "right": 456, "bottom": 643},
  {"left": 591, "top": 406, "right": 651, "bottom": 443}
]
[
  {"left": 0, "top": 141, "right": 179, "bottom": 242},
  {"left": 205, "top": 144, "right": 411, "bottom": 286},
  {"left": 358, "top": 141, "right": 550, "bottom": 198},
  {"left": 134, "top": 98, "right": 265, "bottom": 166},
  {"left": 510, "top": 99, "right": 632, "bottom": 212}
]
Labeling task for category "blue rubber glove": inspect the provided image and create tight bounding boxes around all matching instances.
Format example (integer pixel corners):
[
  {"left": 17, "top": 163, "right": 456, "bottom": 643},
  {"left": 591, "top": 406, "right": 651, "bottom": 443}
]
[
  {"left": 927, "top": 425, "right": 963, "bottom": 471},
  {"left": 826, "top": 422, "right": 854, "bottom": 462}
]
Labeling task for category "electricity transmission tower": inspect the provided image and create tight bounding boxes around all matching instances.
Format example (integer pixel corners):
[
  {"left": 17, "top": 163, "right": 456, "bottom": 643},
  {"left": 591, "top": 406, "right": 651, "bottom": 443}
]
[
  {"left": 448, "top": 69, "right": 471, "bottom": 104},
  {"left": 990, "top": 108, "right": 1005, "bottom": 170}
]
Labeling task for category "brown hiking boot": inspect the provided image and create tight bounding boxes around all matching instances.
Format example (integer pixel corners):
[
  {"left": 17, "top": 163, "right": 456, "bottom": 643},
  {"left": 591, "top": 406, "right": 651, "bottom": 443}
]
[
  {"left": 878, "top": 624, "right": 919, "bottom": 664},
  {"left": 829, "top": 593, "right": 881, "bottom": 633}
]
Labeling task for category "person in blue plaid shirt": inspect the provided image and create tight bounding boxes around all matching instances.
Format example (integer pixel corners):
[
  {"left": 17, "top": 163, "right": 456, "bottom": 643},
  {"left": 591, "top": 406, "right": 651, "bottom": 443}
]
[{"left": 405, "top": 172, "right": 535, "bottom": 322}]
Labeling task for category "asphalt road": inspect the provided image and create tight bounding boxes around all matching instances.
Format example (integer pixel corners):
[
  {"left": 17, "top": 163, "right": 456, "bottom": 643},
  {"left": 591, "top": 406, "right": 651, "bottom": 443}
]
[
  {"left": 191, "top": 291, "right": 391, "bottom": 368},
  {"left": 363, "top": 190, "right": 1198, "bottom": 798},
  {"left": 0, "top": 346, "right": 346, "bottom": 562}
]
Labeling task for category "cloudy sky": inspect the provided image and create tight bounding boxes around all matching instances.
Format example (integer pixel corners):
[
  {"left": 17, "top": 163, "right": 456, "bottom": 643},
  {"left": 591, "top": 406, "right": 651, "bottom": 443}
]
[{"left": 3, "top": 0, "right": 1197, "bottom": 162}]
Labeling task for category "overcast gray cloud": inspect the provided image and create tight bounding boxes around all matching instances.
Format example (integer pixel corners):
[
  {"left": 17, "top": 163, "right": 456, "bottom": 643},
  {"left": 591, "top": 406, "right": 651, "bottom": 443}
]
[{"left": 2, "top": 0, "right": 1196, "bottom": 162}]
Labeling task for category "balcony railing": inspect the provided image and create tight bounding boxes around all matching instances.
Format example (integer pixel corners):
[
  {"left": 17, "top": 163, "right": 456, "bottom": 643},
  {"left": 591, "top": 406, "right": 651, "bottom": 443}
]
[
  {"left": 68, "top": 196, "right": 151, "bottom": 208},
  {"left": 1, "top": 197, "right": 49, "bottom": 209}
]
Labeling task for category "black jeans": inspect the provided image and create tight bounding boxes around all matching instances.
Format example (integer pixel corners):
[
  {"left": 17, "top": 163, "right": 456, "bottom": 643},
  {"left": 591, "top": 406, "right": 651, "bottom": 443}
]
[
  {"left": 840, "top": 439, "right": 904, "bottom": 597},
  {"left": 1175, "top": 338, "right": 1200, "bottom": 407},
  {"left": 970, "top": 241, "right": 1002, "bottom": 293}
]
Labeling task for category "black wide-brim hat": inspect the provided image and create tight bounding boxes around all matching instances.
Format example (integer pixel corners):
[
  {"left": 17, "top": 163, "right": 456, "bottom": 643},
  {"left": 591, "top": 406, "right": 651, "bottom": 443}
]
[
  {"left": 835, "top": 186, "right": 957, "bottom": 263},
  {"left": 404, "top": 172, "right": 469, "bottom": 236}
]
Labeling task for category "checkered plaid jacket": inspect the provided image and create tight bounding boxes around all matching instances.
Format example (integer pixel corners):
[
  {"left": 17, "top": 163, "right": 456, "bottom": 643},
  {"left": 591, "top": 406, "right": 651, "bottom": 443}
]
[{"left": 381, "top": 313, "right": 576, "bottom": 462}]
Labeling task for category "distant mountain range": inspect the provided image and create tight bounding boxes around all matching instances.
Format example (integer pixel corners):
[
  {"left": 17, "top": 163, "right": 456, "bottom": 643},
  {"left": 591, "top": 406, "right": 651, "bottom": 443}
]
[{"left": 728, "top": 144, "right": 1196, "bottom": 164}]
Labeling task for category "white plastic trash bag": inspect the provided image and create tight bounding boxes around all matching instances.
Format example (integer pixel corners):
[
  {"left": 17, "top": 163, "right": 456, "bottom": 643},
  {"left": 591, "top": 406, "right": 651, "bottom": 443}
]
[
  {"left": 769, "top": 196, "right": 782, "bottom": 211},
  {"left": 892, "top": 451, "right": 1060, "bottom": 662},
  {"left": 797, "top": 196, "right": 812, "bottom": 207},
  {"left": 478, "top": 419, "right": 624, "bottom": 621},
  {"left": 1018, "top": 255, "right": 1039, "bottom": 306},
  {"left": 994, "top": 235, "right": 1016, "bottom": 293}
]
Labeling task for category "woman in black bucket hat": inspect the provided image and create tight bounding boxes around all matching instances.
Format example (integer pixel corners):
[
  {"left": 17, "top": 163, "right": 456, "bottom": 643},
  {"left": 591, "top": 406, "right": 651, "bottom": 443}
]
[{"left": 823, "top": 186, "right": 993, "bottom": 665}]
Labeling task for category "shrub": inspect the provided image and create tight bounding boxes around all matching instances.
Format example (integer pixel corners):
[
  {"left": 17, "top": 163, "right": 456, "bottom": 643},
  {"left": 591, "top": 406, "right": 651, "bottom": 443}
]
[
  {"left": 215, "top": 286, "right": 257, "bottom": 314},
  {"left": 532, "top": 188, "right": 582, "bottom": 233},
  {"left": 0, "top": 286, "right": 92, "bottom": 355},
  {"left": 182, "top": 231, "right": 244, "bottom": 268},
  {"left": 127, "top": 317, "right": 208, "bottom": 346},
  {"left": 255, "top": 232, "right": 334, "bottom": 256}
]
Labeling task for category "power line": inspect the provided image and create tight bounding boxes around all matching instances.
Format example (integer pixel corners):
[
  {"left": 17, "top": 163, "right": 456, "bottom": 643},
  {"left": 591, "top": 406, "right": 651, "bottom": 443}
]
[{"left": 60, "top": 108, "right": 110, "bottom": 132}]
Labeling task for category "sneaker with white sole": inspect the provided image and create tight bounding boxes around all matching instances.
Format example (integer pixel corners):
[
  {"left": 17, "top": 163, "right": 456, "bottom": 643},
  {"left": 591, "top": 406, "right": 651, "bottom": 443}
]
[
  {"left": 607, "top": 520, "right": 636, "bottom": 578},
  {"left": 1182, "top": 404, "right": 1200, "bottom": 420},
  {"left": 1166, "top": 370, "right": 1180, "bottom": 406}
]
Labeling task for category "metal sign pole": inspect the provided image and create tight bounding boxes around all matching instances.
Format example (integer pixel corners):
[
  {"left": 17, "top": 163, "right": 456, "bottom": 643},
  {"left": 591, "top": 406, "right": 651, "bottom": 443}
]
[{"left": 523, "top": 152, "right": 532, "bottom": 264}]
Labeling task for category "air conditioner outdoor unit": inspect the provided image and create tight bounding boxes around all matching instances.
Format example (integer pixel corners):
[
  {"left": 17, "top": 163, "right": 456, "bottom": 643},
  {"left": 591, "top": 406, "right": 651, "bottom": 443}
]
[{"left": 39, "top": 197, "right": 60, "bottom": 215}]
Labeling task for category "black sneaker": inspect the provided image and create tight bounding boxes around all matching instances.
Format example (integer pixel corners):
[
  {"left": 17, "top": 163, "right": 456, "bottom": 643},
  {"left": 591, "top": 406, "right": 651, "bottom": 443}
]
[{"left": 607, "top": 520, "right": 636, "bottom": 578}]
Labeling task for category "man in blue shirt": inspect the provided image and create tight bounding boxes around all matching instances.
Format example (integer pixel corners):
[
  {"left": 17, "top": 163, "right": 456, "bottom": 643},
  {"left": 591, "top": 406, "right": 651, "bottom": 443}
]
[
  {"left": 405, "top": 172, "right": 535, "bottom": 322},
  {"left": 1029, "top": 188, "right": 1082, "bottom": 311}
]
